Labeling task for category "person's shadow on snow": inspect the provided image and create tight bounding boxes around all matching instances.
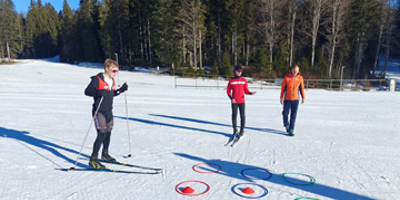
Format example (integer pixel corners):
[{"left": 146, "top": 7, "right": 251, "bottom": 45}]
[
  {"left": 150, "top": 114, "right": 288, "bottom": 136},
  {"left": 0, "top": 127, "right": 88, "bottom": 168},
  {"left": 174, "top": 152, "right": 375, "bottom": 200}
]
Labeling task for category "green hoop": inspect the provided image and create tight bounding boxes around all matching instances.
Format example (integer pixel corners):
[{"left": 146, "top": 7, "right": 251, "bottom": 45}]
[{"left": 281, "top": 172, "right": 316, "bottom": 186}]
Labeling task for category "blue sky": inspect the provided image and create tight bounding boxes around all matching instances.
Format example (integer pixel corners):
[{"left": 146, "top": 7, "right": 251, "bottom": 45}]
[{"left": 14, "top": 0, "right": 80, "bottom": 14}]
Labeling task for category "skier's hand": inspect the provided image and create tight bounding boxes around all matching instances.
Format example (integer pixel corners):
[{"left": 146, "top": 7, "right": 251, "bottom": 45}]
[
  {"left": 280, "top": 98, "right": 284, "bottom": 105},
  {"left": 231, "top": 99, "right": 236, "bottom": 104},
  {"left": 117, "top": 82, "right": 128, "bottom": 93},
  {"left": 302, "top": 98, "right": 305, "bottom": 104},
  {"left": 251, "top": 91, "right": 256, "bottom": 95}
]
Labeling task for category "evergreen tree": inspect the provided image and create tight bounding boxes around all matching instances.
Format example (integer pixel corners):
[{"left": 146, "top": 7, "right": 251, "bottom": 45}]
[
  {"left": 99, "top": 0, "right": 129, "bottom": 63},
  {"left": 221, "top": 51, "right": 233, "bottom": 77},
  {"left": 153, "top": 0, "right": 180, "bottom": 68},
  {"left": 0, "top": 0, "right": 22, "bottom": 59},
  {"left": 77, "top": 0, "right": 101, "bottom": 62},
  {"left": 345, "top": 0, "right": 379, "bottom": 78},
  {"left": 25, "top": 0, "right": 60, "bottom": 58}
]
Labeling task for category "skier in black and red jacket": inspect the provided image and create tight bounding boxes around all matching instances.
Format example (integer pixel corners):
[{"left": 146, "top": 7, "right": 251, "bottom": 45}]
[
  {"left": 227, "top": 65, "right": 256, "bottom": 137},
  {"left": 84, "top": 59, "right": 128, "bottom": 169}
]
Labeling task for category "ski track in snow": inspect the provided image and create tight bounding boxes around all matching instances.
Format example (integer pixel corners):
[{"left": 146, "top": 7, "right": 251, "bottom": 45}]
[{"left": 0, "top": 59, "right": 399, "bottom": 199}]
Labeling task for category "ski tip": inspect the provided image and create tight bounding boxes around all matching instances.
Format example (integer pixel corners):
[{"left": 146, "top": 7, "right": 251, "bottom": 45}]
[
  {"left": 70, "top": 167, "right": 75, "bottom": 170},
  {"left": 127, "top": 154, "right": 132, "bottom": 158}
]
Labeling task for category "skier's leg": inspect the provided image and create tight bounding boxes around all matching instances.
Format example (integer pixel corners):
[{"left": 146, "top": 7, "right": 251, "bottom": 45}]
[
  {"left": 92, "top": 112, "right": 108, "bottom": 157},
  {"left": 231, "top": 104, "right": 239, "bottom": 133},
  {"left": 102, "top": 113, "right": 116, "bottom": 162},
  {"left": 239, "top": 103, "right": 245, "bottom": 135},
  {"left": 282, "top": 100, "right": 291, "bottom": 130},
  {"left": 289, "top": 100, "right": 299, "bottom": 131},
  {"left": 90, "top": 112, "right": 107, "bottom": 168}
]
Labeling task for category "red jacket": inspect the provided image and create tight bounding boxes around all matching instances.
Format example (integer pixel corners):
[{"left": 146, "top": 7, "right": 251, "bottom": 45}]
[
  {"left": 280, "top": 72, "right": 305, "bottom": 101},
  {"left": 227, "top": 76, "right": 252, "bottom": 104}
]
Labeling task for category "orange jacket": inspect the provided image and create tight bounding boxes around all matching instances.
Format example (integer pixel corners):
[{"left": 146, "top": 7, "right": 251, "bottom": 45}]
[{"left": 280, "top": 72, "right": 305, "bottom": 101}]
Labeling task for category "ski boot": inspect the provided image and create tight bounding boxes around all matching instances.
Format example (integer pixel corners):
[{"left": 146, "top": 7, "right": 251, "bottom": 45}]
[
  {"left": 102, "top": 152, "right": 117, "bottom": 163},
  {"left": 89, "top": 156, "right": 106, "bottom": 169}
]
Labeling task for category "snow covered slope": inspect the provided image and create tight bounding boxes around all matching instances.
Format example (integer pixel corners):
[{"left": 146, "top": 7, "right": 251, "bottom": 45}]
[{"left": 0, "top": 59, "right": 399, "bottom": 200}]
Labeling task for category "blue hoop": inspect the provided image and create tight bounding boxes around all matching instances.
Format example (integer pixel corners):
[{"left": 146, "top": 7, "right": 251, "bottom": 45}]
[
  {"left": 231, "top": 183, "right": 269, "bottom": 199},
  {"left": 241, "top": 168, "right": 272, "bottom": 180}
]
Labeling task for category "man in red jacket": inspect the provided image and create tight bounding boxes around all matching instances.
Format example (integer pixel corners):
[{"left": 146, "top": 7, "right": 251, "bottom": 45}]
[
  {"left": 227, "top": 65, "right": 256, "bottom": 137},
  {"left": 280, "top": 65, "right": 305, "bottom": 136}
]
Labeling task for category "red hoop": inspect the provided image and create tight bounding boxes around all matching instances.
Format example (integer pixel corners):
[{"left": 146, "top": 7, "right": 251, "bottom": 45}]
[
  {"left": 192, "top": 163, "right": 222, "bottom": 174},
  {"left": 175, "top": 180, "right": 211, "bottom": 196}
]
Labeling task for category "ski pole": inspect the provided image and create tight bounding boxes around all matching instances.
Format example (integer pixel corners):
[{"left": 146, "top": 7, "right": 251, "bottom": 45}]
[
  {"left": 124, "top": 92, "right": 132, "bottom": 158},
  {"left": 71, "top": 96, "right": 104, "bottom": 169},
  {"left": 115, "top": 55, "right": 132, "bottom": 158}
]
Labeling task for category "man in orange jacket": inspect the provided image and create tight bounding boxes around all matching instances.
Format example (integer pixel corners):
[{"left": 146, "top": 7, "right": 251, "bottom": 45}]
[{"left": 280, "top": 65, "right": 305, "bottom": 136}]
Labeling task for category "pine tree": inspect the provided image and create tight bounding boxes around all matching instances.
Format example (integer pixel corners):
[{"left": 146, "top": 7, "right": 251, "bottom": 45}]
[
  {"left": 25, "top": 0, "right": 60, "bottom": 58},
  {"left": 0, "top": 0, "right": 21, "bottom": 59},
  {"left": 77, "top": 0, "right": 101, "bottom": 62},
  {"left": 345, "top": 0, "right": 379, "bottom": 78},
  {"left": 221, "top": 51, "right": 233, "bottom": 77},
  {"left": 153, "top": 0, "right": 180, "bottom": 68}
]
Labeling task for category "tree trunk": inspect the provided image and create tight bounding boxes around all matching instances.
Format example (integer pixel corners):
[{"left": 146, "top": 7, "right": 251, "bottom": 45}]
[
  {"left": 183, "top": 26, "right": 186, "bottom": 64},
  {"left": 383, "top": 0, "right": 394, "bottom": 78},
  {"left": 147, "top": 19, "right": 152, "bottom": 67},
  {"left": 199, "top": 29, "right": 202, "bottom": 69},
  {"left": 289, "top": 1, "right": 297, "bottom": 67},
  {"left": 234, "top": 31, "right": 237, "bottom": 65},
  {"left": 269, "top": 0, "right": 274, "bottom": 63},
  {"left": 139, "top": 13, "right": 144, "bottom": 63},
  {"left": 328, "top": 0, "right": 338, "bottom": 78},
  {"left": 7, "top": 42, "right": 11, "bottom": 60},
  {"left": 218, "top": 11, "right": 221, "bottom": 69},
  {"left": 118, "top": 21, "right": 124, "bottom": 63},
  {"left": 356, "top": 34, "right": 363, "bottom": 79},
  {"left": 246, "top": 34, "right": 249, "bottom": 67},
  {"left": 311, "top": 0, "right": 323, "bottom": 68}
]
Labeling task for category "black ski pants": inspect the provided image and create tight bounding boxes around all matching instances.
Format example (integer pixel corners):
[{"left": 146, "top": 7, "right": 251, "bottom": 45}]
[
  {"left": 91, "top": 111, "right": 113, "bottom": 158},
  {"left": 231, "top": 103, "right": 245, "bottom": 133}
]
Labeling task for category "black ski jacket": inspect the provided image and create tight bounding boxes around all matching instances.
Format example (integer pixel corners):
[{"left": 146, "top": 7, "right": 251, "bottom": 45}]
[{"left": 84, "top": 73, "right": 120, "bottom": 115}]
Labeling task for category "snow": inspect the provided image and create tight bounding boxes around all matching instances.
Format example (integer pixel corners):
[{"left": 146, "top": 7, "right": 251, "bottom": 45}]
[{"left": 0, "top": 59, "right": 399, "bottom": 200}]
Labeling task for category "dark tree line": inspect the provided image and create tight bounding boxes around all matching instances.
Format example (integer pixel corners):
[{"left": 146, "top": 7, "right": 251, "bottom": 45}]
[{"left": 1, "top": 0, "right": 399, "bottom": 79}]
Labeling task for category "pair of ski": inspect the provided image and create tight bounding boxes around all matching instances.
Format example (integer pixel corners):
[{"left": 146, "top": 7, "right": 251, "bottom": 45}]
[
  {"left": 60, "top": 161, "right": 162, "bottom": 174},
  {"left": 225, "top": 132, "right": 242, "bottom": 147}
]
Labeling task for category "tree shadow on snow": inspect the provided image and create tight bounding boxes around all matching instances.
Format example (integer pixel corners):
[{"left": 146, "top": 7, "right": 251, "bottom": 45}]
[
  {"left": 174, "top": 153, "right": 375, "bottom": 200},
  {"left": 149, "top": 114, "right": 288, "bottom": 136},
  {"left": 0, "top": 127, "right": 88, "bottom": 168},
  {"left": 114, "top": 116, "right": 231, "bottom": 138}
]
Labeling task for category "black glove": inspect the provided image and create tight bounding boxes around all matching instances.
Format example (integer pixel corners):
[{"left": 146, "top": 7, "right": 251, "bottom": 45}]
[
  {"left": 97, "top": 90, "right": 107, "bottom": 97},
  {"left": 117, "top": 82, "right": 128, "bottom": 94}
]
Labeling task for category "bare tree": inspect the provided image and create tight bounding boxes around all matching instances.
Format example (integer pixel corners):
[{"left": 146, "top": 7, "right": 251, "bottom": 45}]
[
  {"left": 326, "top": 0, "right": 351, "bottom": 78},
  {"left": 255, "top": 0, "right": 283, "bottom": 64},
  {"left": 308, "top": 0, "right": 329, "bottom": 68},
  {"left": 383, "top": 0, "right": 396, "bottom": 77},
  {"left": 372, "top": 0, "right": 386, "bottom": 75},
  {"left": 176, "top": 0, "right": 205, "bottom": 69},
  {"left": 286, "top": 0, "right": 298, "bottom": 67}
]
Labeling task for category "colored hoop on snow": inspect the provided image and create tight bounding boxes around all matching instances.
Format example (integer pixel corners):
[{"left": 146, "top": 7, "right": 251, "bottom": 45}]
[
  {"left": 241, "top": 168, "right": 272, "bottom": 180},
  {"left": 231, "top": 183, "right": 269, "bottom": 199},
  {"left": 175, "top": 180, "right": 211, "bottom": 196},
  {"left": 192, "top": 163, "right": 222, "bottom": 174},
  {"left": 295, "top": 197, "right": 320, "bottom": 200},
  {"left": 281, "top": 173, "right": 316, "bottom": 186}
]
